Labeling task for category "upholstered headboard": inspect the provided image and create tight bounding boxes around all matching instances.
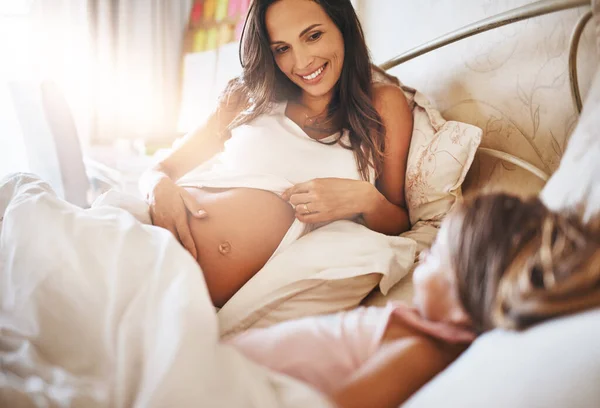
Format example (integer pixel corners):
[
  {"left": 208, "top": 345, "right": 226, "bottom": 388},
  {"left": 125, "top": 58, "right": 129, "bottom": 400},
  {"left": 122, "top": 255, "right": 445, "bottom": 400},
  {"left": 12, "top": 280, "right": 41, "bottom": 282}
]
[{"left": 368, "top": 0, "right": 598, "bottom": 196}]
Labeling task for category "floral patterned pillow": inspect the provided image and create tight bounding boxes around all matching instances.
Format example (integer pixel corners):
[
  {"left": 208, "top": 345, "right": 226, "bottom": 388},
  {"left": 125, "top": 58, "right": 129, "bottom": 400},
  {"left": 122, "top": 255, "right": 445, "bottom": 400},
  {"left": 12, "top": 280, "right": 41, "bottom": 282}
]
[
  {"left": 372, "top": 67, "right": 482, "bottom": 228},
  {"left": 404, "top": 90, "right": 482, "bottom": 227}
]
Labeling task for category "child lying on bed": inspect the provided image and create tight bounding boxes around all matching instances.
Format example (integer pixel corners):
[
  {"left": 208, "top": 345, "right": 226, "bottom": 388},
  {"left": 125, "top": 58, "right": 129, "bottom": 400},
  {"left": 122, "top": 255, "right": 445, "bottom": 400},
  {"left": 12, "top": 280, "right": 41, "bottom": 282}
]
[{"left": 226, "top": 192, "right": 600, "bottom": 408}]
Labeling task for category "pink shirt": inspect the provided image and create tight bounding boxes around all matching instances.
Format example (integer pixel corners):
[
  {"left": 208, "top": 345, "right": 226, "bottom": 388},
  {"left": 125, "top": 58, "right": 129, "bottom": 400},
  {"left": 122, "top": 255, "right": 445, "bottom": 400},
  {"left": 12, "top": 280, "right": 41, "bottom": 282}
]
[{"left": 226, "top": 303, "right": 475, "bottom": 394}]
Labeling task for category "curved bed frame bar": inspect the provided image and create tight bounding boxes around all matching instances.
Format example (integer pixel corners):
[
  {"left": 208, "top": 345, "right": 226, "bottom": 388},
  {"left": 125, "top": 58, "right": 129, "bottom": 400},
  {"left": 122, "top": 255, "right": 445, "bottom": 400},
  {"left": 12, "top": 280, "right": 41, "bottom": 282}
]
[
  {"left": 569, "top": 10, "right": 594, "bottom": 113},
  {"left": 379, "top": 0, "right": 593, "bottom": 182}
]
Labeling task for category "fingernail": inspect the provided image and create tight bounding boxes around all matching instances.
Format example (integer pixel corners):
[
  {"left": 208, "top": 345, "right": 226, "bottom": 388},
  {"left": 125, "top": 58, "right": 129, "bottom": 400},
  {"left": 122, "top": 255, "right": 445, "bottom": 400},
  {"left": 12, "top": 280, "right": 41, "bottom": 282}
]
[{"left": 197, "top": 210, "right": 207, "bottom": 218}]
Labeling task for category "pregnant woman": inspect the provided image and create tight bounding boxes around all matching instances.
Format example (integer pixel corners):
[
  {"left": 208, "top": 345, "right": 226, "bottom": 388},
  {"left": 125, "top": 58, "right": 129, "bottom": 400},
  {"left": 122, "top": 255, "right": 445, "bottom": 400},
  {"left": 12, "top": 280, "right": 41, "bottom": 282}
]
[{"left": 140, "top": 0, "right": 414, "bottom": 307}]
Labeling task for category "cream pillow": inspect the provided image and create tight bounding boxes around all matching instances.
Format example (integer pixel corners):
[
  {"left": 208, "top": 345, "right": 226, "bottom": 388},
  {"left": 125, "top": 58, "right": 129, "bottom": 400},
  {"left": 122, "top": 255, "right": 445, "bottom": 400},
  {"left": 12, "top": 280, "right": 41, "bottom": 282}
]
[
  {"left": 362, "top": 221, "right": 439, "bottom": 307},
  {"left": 372, "top": 68, "right": 482, "bottom": 227},
  {"left": 218, "top": 220, "right": 416, "bottom": 338},
  {"left": 404, "top": 91, "right": 482, "bottom": 226}
]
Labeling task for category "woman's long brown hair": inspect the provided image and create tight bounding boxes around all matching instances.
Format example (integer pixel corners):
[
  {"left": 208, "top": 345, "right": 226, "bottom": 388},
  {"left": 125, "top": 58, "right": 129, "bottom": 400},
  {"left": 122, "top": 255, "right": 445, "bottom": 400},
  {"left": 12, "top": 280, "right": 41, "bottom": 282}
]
[
  {"left": 220, "top": 0, "right": 385, "bottom": 181},
  {"left": 447, "top": 193, "right": 600, "bottom": 334}
]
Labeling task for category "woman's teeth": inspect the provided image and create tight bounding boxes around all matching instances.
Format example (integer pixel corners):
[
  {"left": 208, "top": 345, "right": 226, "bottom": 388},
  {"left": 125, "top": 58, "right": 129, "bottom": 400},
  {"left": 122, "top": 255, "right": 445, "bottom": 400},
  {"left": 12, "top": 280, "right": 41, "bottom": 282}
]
[{"left": 302, "top": 65, "right": 325, "bottom": 80}]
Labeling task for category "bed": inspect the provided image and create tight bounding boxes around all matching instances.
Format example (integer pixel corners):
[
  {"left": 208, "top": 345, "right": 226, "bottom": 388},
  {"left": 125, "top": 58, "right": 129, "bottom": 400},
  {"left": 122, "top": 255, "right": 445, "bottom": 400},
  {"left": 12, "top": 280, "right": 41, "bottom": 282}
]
[{"left": 1, "top": 0, "right": 599, "bottom": 407}]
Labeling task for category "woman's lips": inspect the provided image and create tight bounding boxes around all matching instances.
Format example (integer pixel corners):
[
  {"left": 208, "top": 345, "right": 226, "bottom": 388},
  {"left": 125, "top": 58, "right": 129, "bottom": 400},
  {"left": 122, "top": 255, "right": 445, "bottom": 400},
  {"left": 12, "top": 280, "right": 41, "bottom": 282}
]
[{"left": 297, "top": 63, "right": 328, "bottom": 85}]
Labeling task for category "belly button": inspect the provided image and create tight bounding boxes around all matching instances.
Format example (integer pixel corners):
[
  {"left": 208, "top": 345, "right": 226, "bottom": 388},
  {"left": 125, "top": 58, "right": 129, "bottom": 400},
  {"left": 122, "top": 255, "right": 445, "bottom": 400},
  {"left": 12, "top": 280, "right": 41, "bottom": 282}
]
[{"left": 218, "top": 241, "right": 232, "bottom": 255}]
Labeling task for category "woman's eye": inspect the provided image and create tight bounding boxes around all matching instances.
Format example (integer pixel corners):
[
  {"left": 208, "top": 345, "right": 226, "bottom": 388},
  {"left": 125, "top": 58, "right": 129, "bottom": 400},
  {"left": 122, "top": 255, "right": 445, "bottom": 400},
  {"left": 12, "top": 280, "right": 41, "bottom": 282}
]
[
  {"left": 275, "top": 46, "right": 289, "bottom": 54},
  {"left": 308, "top": 32, "right": 322, "bottom": 41}
]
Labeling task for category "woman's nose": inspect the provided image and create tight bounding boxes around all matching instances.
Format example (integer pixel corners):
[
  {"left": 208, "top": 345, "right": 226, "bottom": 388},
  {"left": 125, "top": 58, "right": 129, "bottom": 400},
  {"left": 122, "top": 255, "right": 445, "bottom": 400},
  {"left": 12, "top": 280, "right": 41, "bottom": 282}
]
[{"left": 293, "top": 45, "right": 315, "bottom": 71}]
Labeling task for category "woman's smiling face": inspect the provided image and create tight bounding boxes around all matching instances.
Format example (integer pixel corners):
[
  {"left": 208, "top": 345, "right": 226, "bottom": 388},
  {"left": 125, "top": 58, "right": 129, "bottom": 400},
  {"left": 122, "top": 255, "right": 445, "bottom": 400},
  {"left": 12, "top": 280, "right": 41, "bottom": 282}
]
[{"left": 265, "top": 0, "right": 345, "bottom": 100}]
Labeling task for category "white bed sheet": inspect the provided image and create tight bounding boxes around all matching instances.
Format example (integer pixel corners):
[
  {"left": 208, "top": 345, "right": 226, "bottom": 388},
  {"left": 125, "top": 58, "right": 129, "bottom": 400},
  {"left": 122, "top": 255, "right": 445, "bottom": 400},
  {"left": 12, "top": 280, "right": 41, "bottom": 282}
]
[{"left": 0, "top": 173, "right": 332, "bottom": 408}]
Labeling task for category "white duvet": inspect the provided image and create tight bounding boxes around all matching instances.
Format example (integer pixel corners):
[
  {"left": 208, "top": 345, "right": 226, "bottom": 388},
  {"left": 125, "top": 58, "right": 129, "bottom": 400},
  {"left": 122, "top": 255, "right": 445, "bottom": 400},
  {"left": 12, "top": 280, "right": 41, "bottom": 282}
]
[{"left": 0, "top": 173, "right": 332, "bottom": 408}]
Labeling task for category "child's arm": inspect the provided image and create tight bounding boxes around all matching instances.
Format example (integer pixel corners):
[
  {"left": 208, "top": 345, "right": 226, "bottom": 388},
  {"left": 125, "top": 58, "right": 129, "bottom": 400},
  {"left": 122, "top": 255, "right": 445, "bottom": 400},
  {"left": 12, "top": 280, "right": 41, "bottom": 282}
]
[{"left": 330, "top": 337, "right": 462, "bottom": 408}]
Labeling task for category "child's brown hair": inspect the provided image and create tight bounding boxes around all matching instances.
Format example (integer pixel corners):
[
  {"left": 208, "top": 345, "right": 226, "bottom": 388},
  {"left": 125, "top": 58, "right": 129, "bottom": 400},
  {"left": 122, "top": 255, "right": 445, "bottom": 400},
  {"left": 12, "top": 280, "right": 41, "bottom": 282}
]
[{"left": 446, "top": 193, "right": 600, "bottom": 334}]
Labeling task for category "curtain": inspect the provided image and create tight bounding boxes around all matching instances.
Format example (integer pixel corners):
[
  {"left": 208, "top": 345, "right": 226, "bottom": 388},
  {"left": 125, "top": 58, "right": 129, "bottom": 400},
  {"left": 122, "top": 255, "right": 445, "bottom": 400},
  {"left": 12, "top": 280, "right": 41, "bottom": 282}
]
[
  {"left": 3, "top": 0, "right": 191, "bottom": 147},
  {"left": 0, "top": 0, "right": 91, "bottom": 179},
  {"left": 87, "top": 0, "right": 192, "bottom": 144}
]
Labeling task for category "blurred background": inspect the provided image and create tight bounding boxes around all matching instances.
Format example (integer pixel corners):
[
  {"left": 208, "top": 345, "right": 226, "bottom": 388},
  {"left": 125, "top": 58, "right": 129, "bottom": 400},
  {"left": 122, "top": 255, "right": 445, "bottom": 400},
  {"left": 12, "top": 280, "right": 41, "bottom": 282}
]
[
  {"left": 0, "top": 0, "right": 594, "bottom": 206},
  {"left": 0, "top": 0, "right": 255, "bottom": 203}
]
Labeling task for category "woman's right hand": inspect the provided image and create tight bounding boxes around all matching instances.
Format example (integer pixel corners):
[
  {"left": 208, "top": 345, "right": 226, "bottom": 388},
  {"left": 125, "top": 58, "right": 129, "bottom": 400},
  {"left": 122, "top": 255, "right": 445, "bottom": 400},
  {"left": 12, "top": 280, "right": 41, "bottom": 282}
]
[{"left": 147, "top": 176, "right": 208, "bottom": 260}]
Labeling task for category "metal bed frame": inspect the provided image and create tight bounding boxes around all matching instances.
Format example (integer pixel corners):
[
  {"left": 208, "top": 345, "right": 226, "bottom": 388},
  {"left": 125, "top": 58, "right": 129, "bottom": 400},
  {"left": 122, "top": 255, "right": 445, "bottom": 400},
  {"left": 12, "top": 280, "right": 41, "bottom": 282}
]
[{"left": 379, "top": 0, "right": 594, "bottom": 182}]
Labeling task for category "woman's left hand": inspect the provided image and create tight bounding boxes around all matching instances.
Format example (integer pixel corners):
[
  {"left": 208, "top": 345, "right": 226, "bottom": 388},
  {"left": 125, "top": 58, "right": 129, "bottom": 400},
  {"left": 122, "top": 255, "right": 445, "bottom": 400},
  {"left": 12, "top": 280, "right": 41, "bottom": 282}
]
[{"left": 281, "top": 178, "right": 380, "bottom": 224}]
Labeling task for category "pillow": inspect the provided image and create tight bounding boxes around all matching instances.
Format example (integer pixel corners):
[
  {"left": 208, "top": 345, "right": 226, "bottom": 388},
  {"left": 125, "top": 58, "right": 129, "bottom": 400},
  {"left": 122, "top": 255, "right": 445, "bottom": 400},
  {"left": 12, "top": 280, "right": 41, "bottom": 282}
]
[
  {"left": 362, "top": 221, "right": 438, "bottom": 307},
  {"left": 403, "top": 308, "right": 600, "bottom": 408},
  {"left": 540, "top": 65, "right": 600, "bottom": 221},
  {"left": 373, "top": 68, "right": 483, "bottom": 227},
  {"left": 404, "top": 94, "right": 482, "bottom": 226},
  {"left": 217, "top": 220, "right": 417, "bottom": 338}
]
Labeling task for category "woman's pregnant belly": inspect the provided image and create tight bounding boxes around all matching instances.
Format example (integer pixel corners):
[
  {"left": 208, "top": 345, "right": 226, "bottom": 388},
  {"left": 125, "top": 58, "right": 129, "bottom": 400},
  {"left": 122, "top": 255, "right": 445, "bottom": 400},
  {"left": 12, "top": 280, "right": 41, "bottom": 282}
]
[{"left": 184, "top": 187, "right": 296, "bottom": 307}]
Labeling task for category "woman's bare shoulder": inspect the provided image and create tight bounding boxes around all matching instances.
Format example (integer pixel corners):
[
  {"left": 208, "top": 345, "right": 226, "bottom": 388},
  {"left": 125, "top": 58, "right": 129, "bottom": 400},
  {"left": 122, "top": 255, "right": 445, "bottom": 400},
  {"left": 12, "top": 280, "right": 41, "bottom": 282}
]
[{"left": 371, "top": 82, "right": 410, "bottom": 116}]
